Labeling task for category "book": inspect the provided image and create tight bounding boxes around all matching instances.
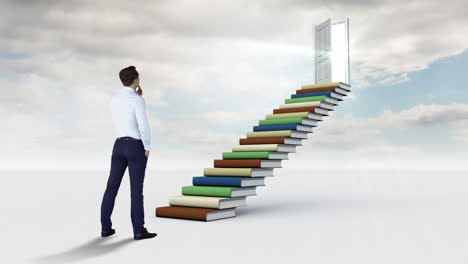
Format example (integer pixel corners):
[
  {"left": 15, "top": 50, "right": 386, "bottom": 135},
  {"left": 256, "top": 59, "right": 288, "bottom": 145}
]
[
  {"left": 285, "top": 95, "right": 338, "bottom": 105},
  {"left": 204, "top": 168, "right": 274, "bottom": 177},
  {"left": 214, "top": 159, "right": 282, "bottom": 168},
  {"left": 253, "top": 124, "right": 313, "bottom": 133},
  {"left": 223, "top": 151, "right": 289, "bottom": 160},
  {"left": 292, "top": 91, "right": 343, "bottom": 101},
  {"left": 193, "top": 176, "right": 265, "bottom": 187},
  {"left": 297, "top": 86, "right": 349, "bottom": 96},
  {"left": 279, "top": 101, "right": 334, "bottom": 110},
  {"left": 182, "top": 186, "right": 256, "bottom": 197},
  {"left": 259, "top": 117, "right": 318, "bottom": 127},
  {"left": 247, "top": 130, "right": 308, "bottom": 139},
  {"left": 273, "top": 107, "right": 329, "bottom": 115},
  {"left": 169, "top": 195, "right": 247, "bottom": 209},
  {"left": 266, "top": 112, "right": 324, "bottom": 121},
  {"left": 239, "top": 137, "right": 302, "bottom": 145},
  {"left": 156, "top": 206, "right": 236, "bottom": 221},
  {"left": 301, "top": 81, "right": 351, "bottom": 91},
  {"left": 232, "top": 144, "right": 296, "bottom": 153}
]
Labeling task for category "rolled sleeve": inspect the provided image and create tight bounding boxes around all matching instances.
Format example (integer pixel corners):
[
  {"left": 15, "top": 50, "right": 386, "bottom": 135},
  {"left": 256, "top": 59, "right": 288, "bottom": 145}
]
[{"left": 134, "top": 97, "right": 151, "bottom": 151}]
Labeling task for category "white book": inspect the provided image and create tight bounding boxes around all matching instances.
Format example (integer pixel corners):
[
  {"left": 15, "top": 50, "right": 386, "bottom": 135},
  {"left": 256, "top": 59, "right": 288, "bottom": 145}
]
[
  {"left": 284, "top": 138, "right": 303, "bottom": 145},
  {"left": 232, "top": 144, "right": 296, "bottom": 153},
  {"left": 280, "top": 101, "right": 334, "bottom": 110},
  {"left": 329, "top": 91, "right": 344, "bottom": 100},
  {"left": 169, "top": 195, "right": 247, "bottom": 209},
  {"left": 206, "top": 208, "right": 236, "bottom": 221},
  {"left": 290, "top": 130, "right": 308, "bottom": 139},
  {"left": 301, "top": 118, "right": 318, "bottom": 126},
  {"left": 323, "top": 97, "right": 339, "bottom": 105},
  {"left": 295, "top": 124, "right": 313, "bottom": 133}
]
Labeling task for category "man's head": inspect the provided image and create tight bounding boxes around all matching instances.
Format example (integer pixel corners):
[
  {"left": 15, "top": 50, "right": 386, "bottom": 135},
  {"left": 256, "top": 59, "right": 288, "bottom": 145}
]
[{"left": 119, "top": 66, "right": 139, "bottom": 87}]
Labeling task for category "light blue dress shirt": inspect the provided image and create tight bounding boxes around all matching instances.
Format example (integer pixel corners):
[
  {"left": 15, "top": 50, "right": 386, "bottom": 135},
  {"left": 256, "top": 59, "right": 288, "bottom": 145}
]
[{"left": 110, "top": 87, "right": 151, "bottom": 151}]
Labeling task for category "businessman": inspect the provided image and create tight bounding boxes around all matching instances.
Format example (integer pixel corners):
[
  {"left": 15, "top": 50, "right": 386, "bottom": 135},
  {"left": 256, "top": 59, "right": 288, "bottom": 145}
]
[{"left": 100, "top": 66, "right": 157, "bottom": 240}]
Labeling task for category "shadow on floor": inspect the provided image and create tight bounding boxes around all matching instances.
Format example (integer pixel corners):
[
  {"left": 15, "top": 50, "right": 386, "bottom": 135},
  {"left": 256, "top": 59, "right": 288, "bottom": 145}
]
[{"left": 33, "top": 236, "right": 133, "bottom": 263}]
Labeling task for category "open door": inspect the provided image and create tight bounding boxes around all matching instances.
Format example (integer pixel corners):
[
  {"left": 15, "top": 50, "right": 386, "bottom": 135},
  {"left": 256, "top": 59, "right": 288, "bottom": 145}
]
[
  {"left": 314, "top": 18, "right": 331, "bottom": 84},
  {"left": 315, "top": 18, "right": 350, "bottom": 85}
]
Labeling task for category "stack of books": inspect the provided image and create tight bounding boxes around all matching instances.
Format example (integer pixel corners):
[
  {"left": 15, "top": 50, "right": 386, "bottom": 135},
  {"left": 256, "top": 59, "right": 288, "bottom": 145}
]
[{"left": 156, "top": 82, "right": 351, "bottom": 221}]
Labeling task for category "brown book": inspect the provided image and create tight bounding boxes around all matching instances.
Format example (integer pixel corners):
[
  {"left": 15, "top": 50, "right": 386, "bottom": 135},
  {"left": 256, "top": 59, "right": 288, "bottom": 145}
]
[
  {"left": 214, "top": 159, "right": 281, "bottom": 168},
  {"left": 155, "top": 206, "right": 236, "bottom": 221},
  {"left": 273, "top": 106, "right": 328, "bottom": 114},
  {"left": 215, "top": 159, "right": 263, "bottom": 167},
  {"left": 296, "top": 87, "right": 339, "bottom": 94},
  {"left": 239, "top": 137, "right": 287, "bottom": 145}
]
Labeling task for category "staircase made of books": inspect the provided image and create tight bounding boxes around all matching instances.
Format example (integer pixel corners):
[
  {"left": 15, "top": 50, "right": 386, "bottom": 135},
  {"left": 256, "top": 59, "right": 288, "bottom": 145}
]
[{"left": 155, "top": 82, "right": 351, "bottom": 221}]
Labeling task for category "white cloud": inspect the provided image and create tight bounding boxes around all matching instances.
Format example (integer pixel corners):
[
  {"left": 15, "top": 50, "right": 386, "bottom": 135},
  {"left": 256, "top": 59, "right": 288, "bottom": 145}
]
[{"left": 1, "top": 0, "right": 467, "bottom": 168}]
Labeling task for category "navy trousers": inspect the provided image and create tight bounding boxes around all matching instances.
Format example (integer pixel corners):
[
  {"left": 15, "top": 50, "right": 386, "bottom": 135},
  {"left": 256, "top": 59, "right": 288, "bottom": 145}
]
[{"left": 100, "top": 137, "right": 148, "bottom": 234}]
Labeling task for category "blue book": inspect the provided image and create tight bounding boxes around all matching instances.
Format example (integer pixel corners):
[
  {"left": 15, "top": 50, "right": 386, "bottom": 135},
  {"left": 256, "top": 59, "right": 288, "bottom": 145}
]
[
  {"left": 253, "top": 124, "right": 297, "bottom": 131},
  {"left": 291, "top": 91, "right": 343, "bottom": 101},
  {"left": 192, "top": 176, "right": 265, "bottom": 187},
  {"left": 292, "top": 91, "right": 332, "bottom": 98}
]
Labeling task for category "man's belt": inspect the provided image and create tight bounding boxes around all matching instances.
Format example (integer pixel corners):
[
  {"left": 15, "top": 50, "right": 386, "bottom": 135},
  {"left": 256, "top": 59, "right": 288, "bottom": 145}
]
[{"left": 117, "top": 136, "right": 139, "bottom": 141}]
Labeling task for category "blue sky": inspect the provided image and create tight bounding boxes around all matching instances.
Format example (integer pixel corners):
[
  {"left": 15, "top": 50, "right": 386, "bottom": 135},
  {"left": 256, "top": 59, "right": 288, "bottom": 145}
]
[{"left": 0, "top": 0, "right": 467, "bottom": 169}]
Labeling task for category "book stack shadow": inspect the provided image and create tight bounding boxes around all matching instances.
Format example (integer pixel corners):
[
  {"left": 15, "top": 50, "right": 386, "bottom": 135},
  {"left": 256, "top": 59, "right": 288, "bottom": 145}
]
[{"left": 155, "top": 82, "right": 351, "bottom": 221}]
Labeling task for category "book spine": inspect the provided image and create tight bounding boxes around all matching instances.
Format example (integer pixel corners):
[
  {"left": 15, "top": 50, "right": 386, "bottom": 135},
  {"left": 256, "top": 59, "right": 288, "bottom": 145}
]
[
  {"left": 253, "top": 124, "right": 298, "bottom": 132},
  {"left": 182, "top": 186, "right": 233, "bottom": 197},
  {"left": 192, "top": 176, "right": 243, "bottom": 187},
  {"left": 239, "top": 137, "right": 286, "bottom": 145},
  {"left": 214, "top": 159, "right": 263, "bottom": 168},
  {"left": 246, "top": 130, "right": 292, "bottom": 138},
  {"left": 232, "top": 144, "right": 278, "bottom": 152},
  {"left": 301, "top": 82, "right": 341, "bottom": 89},
  {"left": 297, "top": 87, "right": 342, "bottom": 94},
  {"left": 259, "top": 117, "right": 303, "bottom": 125},
  {"left": 155, "top": 206, "right": 210, "bottom": 221},
  {"left": 265, "top": 112, "right": 309, "bottom": 119},
  {"left": 223, "top": 151, "right": 270, "bottom": 159},
  {"left": 279, "top": 102, "right": 320, "bottom": 109},
  {"left": 169, "top": 195, "right": 221, "bottom": 208},
  {"left": 285, "top": 95, "right": 326, "bottom": 104},
  {"left": 291, "top": 91, "right": 331, "bottom": 98},
  {"left": 204, "top": 168, "right": 252, "bottom": 176},
  {"left": 273, "top": 107, "right": 318, "bottom": 114}
]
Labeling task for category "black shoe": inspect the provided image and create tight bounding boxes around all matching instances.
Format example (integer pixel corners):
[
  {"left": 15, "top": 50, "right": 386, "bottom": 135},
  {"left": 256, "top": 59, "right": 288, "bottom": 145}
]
[
  {"left": 101, "top": 228, "right": 116, "bottom": 237},
  {"left": 134, "top": 228, "right": 157, "bottom": 240}
]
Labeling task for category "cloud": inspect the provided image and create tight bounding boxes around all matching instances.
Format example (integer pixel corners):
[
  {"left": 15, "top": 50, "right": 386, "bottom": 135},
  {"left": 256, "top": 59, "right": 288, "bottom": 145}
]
[{"left": 1, "top": 0, "right": 467, "bottom": 168}]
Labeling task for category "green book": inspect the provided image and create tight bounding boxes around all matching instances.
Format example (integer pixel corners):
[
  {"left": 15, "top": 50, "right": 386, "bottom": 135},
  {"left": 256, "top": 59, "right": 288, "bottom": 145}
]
[
  {"left": 182, "top": 186, "right": 256, "bottom": 197},
  {"left": 223, "top": 151, "right": 288, "bottom": 160},
  {"left": 259, "top": 117, "right": 303, "bottom": 125},
  {"left": 285, "top": 95, "right": 326, "bottom": 104}
]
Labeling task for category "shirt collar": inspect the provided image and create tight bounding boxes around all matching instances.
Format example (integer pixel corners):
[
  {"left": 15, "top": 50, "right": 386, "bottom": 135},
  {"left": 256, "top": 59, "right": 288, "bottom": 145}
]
[{"left": 121, "top": 87, "right": 136, "bottom": 94}]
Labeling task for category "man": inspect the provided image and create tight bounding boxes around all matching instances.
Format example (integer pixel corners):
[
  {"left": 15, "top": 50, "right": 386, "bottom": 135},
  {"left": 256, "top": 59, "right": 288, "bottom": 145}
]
[{"left": 100, "top": 65, "right": 157, "bottom": 240}]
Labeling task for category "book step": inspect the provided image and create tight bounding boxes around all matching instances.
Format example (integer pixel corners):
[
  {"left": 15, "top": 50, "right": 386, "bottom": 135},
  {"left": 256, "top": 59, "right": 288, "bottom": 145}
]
[
  {"left": 232, "top": 143, "right": 297, "bottom": 153},
  {"left": 182, "top": 185, "right": 257, "bottom": 197},
  {"left": 266, "top": 112, "right": 325, "bottom": 121},
  {"left": 203, "top": 167, "right": 274, "bottom": 177},
  {"left": 156, "top": 206, "right": 236, "bottom": 221},
  {"left": 193, "top": 176, "right": 266, "bottom": 187},
  {"left": 169, "top": 195, "right": 248, "bottom": 209},
  {"left": 223, "top": 151, "right": 289, "bottom": 160},
  {"left": 253, "top": 124, "right": 313, "bottom": 133},
  {"left": 239, "top": 136, "right": 303, "bottom": 145},
  {"left": 291, "top": 90, "right": 344, "bottom": 101},
  {"left": 214, "top": 159, "right": 282, "bottom": 168}
]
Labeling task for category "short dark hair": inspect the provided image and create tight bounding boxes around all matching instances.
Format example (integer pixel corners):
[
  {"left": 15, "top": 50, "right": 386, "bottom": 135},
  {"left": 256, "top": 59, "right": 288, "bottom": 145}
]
[{"left": 119, "top": 66, "right": 139, "bottom": 86}]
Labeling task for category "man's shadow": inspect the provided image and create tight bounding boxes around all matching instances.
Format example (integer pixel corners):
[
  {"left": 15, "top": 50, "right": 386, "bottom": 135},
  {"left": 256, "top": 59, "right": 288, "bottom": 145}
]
[{"left": 33, "top": 237, "right": 133, "bottom": 263}]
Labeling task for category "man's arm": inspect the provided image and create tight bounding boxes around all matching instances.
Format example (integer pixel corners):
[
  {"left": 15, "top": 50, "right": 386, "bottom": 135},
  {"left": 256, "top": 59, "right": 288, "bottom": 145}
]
[{"left": 135, "top": 96, "right": 151, "bottom": 152}]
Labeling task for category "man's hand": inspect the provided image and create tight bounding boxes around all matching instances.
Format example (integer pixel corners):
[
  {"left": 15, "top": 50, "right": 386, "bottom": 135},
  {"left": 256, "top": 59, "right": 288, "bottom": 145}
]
[{"left": 145, "top": 150, "right": 150, "bottom": 158}]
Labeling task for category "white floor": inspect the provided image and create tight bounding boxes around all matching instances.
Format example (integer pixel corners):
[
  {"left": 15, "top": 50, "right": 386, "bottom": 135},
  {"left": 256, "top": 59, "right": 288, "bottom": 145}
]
[{"left": 1, "top": 168, "right": 467, "bottom": 264}]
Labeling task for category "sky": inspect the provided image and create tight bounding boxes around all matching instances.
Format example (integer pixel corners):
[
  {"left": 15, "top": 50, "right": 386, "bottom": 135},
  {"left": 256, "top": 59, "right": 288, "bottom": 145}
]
[{"left": 0, "top": 0, "right": 467, "bottom": 169}]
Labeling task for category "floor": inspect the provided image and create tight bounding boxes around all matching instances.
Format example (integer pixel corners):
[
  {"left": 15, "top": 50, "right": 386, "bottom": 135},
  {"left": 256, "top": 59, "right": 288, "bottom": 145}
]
[{"left": 1, "top": 168, "right": 467, "bottom": 264}]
